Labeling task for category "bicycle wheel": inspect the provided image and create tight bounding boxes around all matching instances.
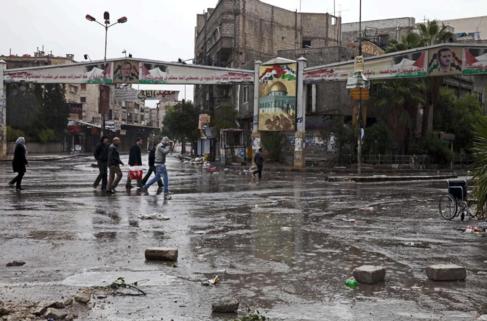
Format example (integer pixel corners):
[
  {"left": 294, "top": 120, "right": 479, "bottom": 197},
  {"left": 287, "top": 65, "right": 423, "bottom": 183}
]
[{"left": 439, "top": 194, "right": 457, "bottom": 220}]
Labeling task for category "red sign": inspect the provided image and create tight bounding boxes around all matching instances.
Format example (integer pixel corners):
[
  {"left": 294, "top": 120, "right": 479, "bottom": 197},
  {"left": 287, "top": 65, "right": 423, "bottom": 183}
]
[{"left": 99, "top": 85, "right": 110, "bottom": 114}]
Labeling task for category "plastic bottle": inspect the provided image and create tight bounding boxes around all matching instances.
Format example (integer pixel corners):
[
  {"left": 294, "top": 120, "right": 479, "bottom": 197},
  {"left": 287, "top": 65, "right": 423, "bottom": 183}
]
[{"left": 345, "top": 277, "right": 359, "bottom": 289}]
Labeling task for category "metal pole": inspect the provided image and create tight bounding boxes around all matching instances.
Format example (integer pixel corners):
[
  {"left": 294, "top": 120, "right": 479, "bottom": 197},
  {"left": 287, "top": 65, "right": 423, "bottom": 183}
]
[
  {"left": 0, "top": 60, "right": 6, "bottom": 159},
  {"left": 357, "top": 0, "right": 362, "bottom": 175},
  {"left": 101, "top": 25, "right": 108, "bottom": 137}
]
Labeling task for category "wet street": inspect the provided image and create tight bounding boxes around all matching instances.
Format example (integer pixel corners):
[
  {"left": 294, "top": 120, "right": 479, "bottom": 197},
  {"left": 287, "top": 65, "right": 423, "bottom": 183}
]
[{"left": 1, "top": 155, "right": 487, "bottom": 321}]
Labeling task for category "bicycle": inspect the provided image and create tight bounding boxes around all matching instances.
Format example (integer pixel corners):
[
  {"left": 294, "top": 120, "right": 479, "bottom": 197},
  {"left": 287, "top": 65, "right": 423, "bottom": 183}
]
[{"left": 438, "top": 179, "right": 481, "bottom": 221}]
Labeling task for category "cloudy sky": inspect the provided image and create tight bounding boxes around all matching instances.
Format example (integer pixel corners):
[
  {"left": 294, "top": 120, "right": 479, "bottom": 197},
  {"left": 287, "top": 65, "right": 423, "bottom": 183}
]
[{"left": 1, "top": 0, "right": 485, "bottom": 101}]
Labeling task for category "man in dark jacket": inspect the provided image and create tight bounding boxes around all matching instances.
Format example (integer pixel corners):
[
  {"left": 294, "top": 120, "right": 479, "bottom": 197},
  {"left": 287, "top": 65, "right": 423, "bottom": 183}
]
[
  {"left": 107, "top": 137, "right": 124, "bottom": 193},
  {"left": 9, "top": 137, "right": 28, "bottom": 191},
  {"left": 253, "top": 148, "right": 264, "bottom": 180},
  {"left": 126, "top": 137, "right": 143, "bottom": 189},
  {"left": 93, "top": 136, "right": 109, "bottom": 191},
  {"left": 141, "top": 143, "right": 163, "bottom": 192}
]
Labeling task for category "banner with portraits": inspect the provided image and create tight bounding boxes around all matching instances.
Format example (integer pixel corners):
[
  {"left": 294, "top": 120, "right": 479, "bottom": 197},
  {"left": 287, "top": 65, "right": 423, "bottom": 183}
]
[
  {"left": 304, "top": 44, "right": 487, "bottom": 82},
  {"left": 4, "top": 59, "right": 254, "bottom": 85}
]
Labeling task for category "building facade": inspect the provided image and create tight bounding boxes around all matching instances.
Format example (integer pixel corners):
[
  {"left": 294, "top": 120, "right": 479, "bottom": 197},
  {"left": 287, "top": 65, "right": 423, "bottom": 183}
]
[{"left": 194, "top": 0, "right": 342, "bottom": 135}]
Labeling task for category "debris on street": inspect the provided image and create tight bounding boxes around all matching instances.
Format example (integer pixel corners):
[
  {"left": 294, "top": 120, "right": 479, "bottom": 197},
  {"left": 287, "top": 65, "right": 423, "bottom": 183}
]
[
  {"left": 6, "top": 260, "right": 25, "bottom": 267},
  {"left": 352, "top": 265, "right": 386, "bottom": 284},
  {"left": 345, "top": 277, "right": 359, "bottom": 289},
  {"left": 145, "top": 247, "right": 178, "bottom": 261},
  {"left": 211, "top": 299, "right": 239, "bottom": 313},
  {"left": 426, "top": 264, "right": 467, "bottom": 281}
]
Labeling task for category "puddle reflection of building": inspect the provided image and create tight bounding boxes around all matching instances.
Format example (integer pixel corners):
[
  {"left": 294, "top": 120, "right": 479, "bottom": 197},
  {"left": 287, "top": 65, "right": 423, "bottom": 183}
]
[{"left": 253, "top": 197, "right": 304, "bottom": 265}]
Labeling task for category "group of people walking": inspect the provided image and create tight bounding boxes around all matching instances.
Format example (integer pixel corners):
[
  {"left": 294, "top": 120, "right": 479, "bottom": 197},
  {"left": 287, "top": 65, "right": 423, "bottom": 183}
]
[
  {"left": 93, "top": 135, "right": 172, "bottom": 199},
  {"left": 8, "top": 135, "right": 263, "bottom": 194}
]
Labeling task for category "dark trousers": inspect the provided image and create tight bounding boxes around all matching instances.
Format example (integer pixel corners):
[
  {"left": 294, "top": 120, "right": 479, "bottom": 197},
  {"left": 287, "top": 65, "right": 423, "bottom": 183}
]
[
  {"left": 142, "top": 165, "right": 163, "bottom": 187},
  {"left": 108, "top": 165, "right": 122, "bottom": 191},
  {"left": 94, "top": 161, "right": 108, "bottom": 190},
  {"left": 253, "top": 165, "right": 263, "bottom": 179},
  {"left": 10, "top": 171, "right": 25, "bottom": 188}
]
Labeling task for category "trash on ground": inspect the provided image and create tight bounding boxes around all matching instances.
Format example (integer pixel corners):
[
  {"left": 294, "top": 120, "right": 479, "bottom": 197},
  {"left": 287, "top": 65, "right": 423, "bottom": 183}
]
[
  {"left": 138, "top": 213, "right": 170, "bottom": 220},
  {"left": 107, "top": 277, "right": 146, "bottom": 296},
  {"left": 345, "top": 277, "right": 359, "bottom": 289},
  {"left": 208, "top": 275, "right": 220, "bottom": 285},
  {"left": 6, "top": 260, "right": 25, "bottom": 267},
  {"left": 464, "top": 225, "right": 486, "bottom": 234}
]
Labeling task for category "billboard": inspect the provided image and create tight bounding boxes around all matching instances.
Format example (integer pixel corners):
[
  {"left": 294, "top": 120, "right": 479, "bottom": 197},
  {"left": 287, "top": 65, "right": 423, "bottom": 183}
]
[
  {"left": 98, "top": 85, "right": 110, "bottom": 115},
  {"left": 258, "top": 63, "right": 297, "bottom": 131},
  {"left": 4, "top": 59, "right": 254, "bottom": 85},
  {"left": 427, "top": 47, "right": 462, "bottom": 75},
  {"left": 463, "top": 47, "right": 487, "bottom": 75},
  {"left": 304, "top": 45, "right": 487, "bottom": 82},
  {"left": 304, "top": 49, "right": 428, "bottom": 81}
]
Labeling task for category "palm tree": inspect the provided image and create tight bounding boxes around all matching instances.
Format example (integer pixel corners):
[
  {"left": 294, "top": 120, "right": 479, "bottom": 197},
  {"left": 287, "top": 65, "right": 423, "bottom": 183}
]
[
  {"left": 417, "top": 20, "right": 454, "bottom": 46},
  {"left": 415, "top": 20, "right": 454, "bottom": 135},
  {"left": 371, "top": 79, "right": 425, "bottom": 153},
  {"left": 385, "top": 32, "right": 424, "bottom": 53}
]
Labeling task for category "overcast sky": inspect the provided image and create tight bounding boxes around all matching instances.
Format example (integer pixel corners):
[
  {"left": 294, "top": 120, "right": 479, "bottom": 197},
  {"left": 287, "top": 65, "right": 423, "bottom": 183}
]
[{"left": 1, "top": 0, "right": 486, "bottom": 102}]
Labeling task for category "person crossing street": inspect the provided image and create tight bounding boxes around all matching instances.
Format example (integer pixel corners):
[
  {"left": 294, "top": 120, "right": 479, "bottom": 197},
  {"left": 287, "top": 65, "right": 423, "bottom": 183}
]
[
  {"left": 107, "top": 137, "right": 124, "bottom": 193},
  {"left": 139, "top": 136, "right": 172, "bottom": 199},
  {"left": 93, "top": 136, "right": 109, "bottom": 192}
]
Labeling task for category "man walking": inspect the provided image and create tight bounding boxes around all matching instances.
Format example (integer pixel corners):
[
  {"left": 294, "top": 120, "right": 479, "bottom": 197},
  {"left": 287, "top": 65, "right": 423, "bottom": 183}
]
[
  {"left": 107, "top": 137, "right": 124, "bottom": 193},
  {"left": 140, "top": 136, "right": 172, "bottom": 199},
  {"left": 141, "top": 142, "right": 163, "bottom": 193},
  {"left": 126, "top": 137, "right": 143, "bottom": 189},
  {"left": 93, "top": 136, "right": 109, "bottom": 191},
  {"left": 253, "top": 148, "right": 264, "bottom": 180}
]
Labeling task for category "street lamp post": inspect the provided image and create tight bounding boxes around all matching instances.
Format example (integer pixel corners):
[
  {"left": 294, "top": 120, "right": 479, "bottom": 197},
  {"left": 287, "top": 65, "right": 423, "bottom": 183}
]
[
  {"left": 358, "top": 0, "right": 363, "bottom": 175},
  {"left": 346, "top": 0, "right": 369, "bottom": 175},
  {"left": 85, "top": 12, "right": 127, "bottom": 136}
]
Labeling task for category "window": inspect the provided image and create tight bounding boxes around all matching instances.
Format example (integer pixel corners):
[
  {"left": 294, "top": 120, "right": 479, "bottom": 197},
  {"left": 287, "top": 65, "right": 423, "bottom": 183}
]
[
  {"left": 306, "top": 84, "right": 313, "bottom": 114},
  {"left": 80, "top": 97, "right": 86, "bottom": 103},
  {"left": 80, "top": 84, "right": 87, "bottom": 90},
  {"left": 302, "top": 40, "right": 312, "bottom": 48},
  {"left": 243, "top": 86, "right": 249, "bottom": 103}
]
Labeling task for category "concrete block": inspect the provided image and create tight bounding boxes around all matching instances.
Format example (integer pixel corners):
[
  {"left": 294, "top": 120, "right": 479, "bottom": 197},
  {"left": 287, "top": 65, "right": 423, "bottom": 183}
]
[
  {"left": 426, "top": 264, "right": 466, "bottom": 281},
  {"left": 352, "top": 265, "right": 386, "bottom": 284},
  {"left": 211, "top": 300, "right": 239, "bottom": 313},
  {"left": 145, "top": 248, "right": 178, "bottom": 262}
]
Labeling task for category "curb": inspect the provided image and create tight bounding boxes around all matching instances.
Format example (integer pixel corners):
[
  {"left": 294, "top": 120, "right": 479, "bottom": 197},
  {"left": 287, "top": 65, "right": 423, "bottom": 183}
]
[{"left": 327, "top": 174, "right": 458, "bottom": 182}]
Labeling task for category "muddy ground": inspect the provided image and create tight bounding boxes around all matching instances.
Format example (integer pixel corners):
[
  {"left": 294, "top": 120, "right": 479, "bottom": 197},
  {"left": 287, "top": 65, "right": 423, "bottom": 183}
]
[{"left": 1, "top": 155, "right": 486, "bottom": 320}]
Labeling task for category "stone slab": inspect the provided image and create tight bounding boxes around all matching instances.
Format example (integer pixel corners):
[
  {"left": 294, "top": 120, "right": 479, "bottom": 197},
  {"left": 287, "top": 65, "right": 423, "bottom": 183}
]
[
  {"left": 352, "top": 265, "right": 386, "bottom": 284},
  {"left": 145, "top": 248, "right": 178, "bottom": 261},
  {"left": 211, "top": 300, "right": 239, "bottom": 314},
  {"left": 426, "top": 264, "right": 466, "bottom": 281}
]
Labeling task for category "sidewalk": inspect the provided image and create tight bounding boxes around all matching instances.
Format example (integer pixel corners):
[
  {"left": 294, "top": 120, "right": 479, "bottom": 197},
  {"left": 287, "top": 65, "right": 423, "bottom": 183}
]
[
  {"left": 213, "top": 161, "right": 463, "bottom": 182},
  {"left": 0, "top": 153, "right": 86, "bottom": 162}
]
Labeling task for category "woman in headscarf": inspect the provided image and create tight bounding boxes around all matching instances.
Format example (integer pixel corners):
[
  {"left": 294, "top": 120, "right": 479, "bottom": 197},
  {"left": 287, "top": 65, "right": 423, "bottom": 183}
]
[{"left": 9, "top": 137, "right": 28, "bottom": 190}]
